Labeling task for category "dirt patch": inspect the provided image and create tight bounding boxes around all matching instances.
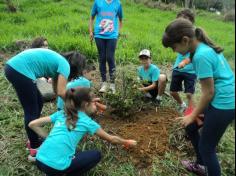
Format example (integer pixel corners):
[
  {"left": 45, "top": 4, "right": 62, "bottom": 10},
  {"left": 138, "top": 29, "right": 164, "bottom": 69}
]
[
  {"left": 0, "top": 51, "right": 11, "bottom": 69},
  {"left": 98, "top": 107, "right": 178, "bottom": 169}
]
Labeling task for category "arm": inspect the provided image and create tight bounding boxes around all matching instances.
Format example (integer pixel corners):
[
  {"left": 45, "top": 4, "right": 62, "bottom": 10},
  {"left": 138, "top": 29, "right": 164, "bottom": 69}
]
[
  {"left": 178, "top": 78, "right": 214, "bottom": 126},
  {"left": 191, "top": 78, "right": 214, "bottom": 117},
  {"left": 28, "top": 116, "right": 52, "bottom": 138},
  {"left": 178, "top": 58, "right": 191, "bottom": 68},
  {"left": 56, "top": 75, "right": 67, "bottom": 100},
  {"left": 89, "top": 16, "right": 95, "bottom": 42},
  {"left": 96, "top": 128, "right": 137, "bottom": 147},
  {"left": 118, "top": 4, "right": 123, "bottom": 31},
  {"left": 119, "top": 19, "right": 123, "bottom": 31},
  {"left": 139, "top": 82, "right": 157, "bottom": 92}
]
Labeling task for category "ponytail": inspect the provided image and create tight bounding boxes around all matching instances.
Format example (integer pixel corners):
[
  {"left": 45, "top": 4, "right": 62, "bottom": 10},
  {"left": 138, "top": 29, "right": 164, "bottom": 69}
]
[
  {"left": 65, "top": 88, "right": 78, "bottom": 130},
  {"left": 195, "top": 28, "right": 224, "bottom": 53},
  {"left": 64, "top": 88, "right": 92, "bottom": 131}
]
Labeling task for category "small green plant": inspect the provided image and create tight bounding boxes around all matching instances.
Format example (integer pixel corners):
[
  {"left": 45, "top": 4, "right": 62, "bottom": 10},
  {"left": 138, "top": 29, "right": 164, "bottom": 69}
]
[{"left": 104, "top": 65, "right": 147, "bottom": 118}]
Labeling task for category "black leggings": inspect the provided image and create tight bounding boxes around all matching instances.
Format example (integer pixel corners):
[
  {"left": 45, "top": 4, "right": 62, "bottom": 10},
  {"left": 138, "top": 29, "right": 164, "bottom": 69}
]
[
  {"left": 4, "top": 65, "right": 43, "bottom": 148},
  {"left": 185, "top": 105, "right": 235, "bottom": 176},
  {"left": 36, "top": 150, "right": 101, "bottom": 176},
  {"left": 95, "top": 38, "right": 117, "bottom": 83}
]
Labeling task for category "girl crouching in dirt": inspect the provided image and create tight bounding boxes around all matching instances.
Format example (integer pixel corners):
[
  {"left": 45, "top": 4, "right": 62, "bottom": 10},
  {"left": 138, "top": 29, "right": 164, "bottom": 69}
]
[
  {"left": 29, "top": 88, "right": 137, "bottom": 176},
  {"left": 162, "top": 18, "right": 235, "bottom": 176}
]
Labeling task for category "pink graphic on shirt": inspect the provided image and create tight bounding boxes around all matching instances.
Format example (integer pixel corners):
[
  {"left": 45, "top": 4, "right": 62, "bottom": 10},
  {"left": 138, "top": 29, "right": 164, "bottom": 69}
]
[{"left": 99, "top": 19, "right": 114, "bottom": 34}]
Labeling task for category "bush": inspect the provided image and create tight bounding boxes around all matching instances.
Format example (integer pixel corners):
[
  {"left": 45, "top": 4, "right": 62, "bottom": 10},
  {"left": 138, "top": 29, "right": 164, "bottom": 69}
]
[
  {"left": 224, "top": 10, "right": 235, "bottom": 22},
  {"left": 104, "top": 65, "right": 148, "bottom": 118}
]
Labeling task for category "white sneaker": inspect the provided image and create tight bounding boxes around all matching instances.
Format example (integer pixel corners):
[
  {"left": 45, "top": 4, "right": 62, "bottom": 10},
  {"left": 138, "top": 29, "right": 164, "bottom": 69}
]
[
  {"left": 145, "top": 93, "right": 152, "bottom": 98},
  {"left": 178, "top": 102, "right": 187, "bottom": 114},
  {"left": 110, "top": 83, "right": 116, "bottom": 94},
  {"left": 99, "top": 82, "right": 109, "bottom": 93}
]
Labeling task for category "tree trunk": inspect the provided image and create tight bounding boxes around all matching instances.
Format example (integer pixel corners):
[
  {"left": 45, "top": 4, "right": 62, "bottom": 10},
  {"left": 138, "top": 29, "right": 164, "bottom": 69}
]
[
  {"left": 185, "top": 0, "right": 195, "bottom": 9},
  {"left": 185, "top": 0, "right": 190, "bottom": 8}
]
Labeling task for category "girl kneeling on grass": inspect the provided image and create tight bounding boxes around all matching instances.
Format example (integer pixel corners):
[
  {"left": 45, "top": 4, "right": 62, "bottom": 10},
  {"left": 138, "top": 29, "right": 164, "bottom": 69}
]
[
  {"left": 29, "top": 88, "right": 137, "bottom": 176},
  {"left": 162, "top": 18, "right": 235, "bottom": 176}
]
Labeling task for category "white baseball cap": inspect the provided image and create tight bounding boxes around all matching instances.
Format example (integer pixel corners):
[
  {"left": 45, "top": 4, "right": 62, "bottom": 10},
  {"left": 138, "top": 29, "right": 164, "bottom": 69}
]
[{"left": 139, "top": 49, "right": 151, "bottom": 58}]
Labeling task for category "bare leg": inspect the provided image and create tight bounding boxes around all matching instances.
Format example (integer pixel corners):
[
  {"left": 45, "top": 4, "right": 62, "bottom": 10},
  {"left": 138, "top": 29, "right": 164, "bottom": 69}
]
[
  {"left": 170, "top": 91, "right": 183, "bottom": 105},
  {"left": 186, "top": 93, "right": 194, "bottom": 107},
  {"left": 158, "top": 74, "right": 167, "bottom": 97}
]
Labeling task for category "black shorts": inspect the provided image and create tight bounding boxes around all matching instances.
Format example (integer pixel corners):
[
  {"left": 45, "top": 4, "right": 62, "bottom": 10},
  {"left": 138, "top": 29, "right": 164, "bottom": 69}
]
[
  {"left": 143, "top": 81, "right": 159, "bottom": 99},
  {"left": 170, "top": 70, "right": 196, "bottom": 94}
]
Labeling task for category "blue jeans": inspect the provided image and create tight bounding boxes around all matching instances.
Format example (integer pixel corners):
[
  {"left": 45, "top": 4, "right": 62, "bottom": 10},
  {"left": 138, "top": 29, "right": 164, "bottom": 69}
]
[
  {"left": 95, "top": 38, "right": 117, "bottom": 83},
  {"left": 36, "top": 150, "right": 102, "bottom": 176},
  {"left": 4, "top": 65, "right": 43, "bottom": 148},
  {"left": 185, "top": 105, "right": 235, "bottom": 176}
]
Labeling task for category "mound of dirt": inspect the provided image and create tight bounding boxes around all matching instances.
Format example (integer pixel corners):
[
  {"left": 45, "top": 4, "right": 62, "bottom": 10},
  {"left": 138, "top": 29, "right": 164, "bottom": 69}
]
[{"left": 98, "top": 107, "right": 178, "bottom": 169}]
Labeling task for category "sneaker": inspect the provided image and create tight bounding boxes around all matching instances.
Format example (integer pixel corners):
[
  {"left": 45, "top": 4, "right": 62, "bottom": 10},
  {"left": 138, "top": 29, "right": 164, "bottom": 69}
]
[
  {"left": 26, "top": 140, "right": 31, "bottom": 150},
  {"left": 184, "top": 106, "right": 194, "bottom": 116},
  {"left": 26, "top": 138, "right": 44, "bottom": 151},
  {"left": 110, "top": 83, "right": 116, "bottom": 94},
  {"left": 181, "top": 160, "right": 207, "bottom": 176},
  {"left": 145, "top": 92, "right": 153, "bottom": 99},
  {"left": 99, "top": 82, "right": 109, "bottom": 93},
  {"left": 178, "top": 102, "right": 187, "bottom": 114},
  {"left": 28, "top": 148, "right": 38, "bottom": 162}
]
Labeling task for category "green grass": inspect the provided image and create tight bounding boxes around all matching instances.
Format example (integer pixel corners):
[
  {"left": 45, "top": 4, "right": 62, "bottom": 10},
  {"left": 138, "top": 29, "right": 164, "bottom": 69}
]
[
  {"left": 0, "top": 0, "right": 235, "bottom": 63},
  {"left": 0, "top": 0, "right": 235, "bottom": 175}
]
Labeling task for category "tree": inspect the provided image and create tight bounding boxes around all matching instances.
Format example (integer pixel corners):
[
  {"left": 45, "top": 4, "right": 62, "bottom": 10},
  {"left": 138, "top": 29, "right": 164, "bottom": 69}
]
[{"left": 185, "top": 0, "right": 195, "bottom": 8}]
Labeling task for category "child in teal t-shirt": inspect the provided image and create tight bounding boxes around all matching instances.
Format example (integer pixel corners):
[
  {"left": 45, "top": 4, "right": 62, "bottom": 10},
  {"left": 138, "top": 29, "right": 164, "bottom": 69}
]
[
  {"left": 29, "top": 88, "right": 137, "bottom": 175},
  {"left": 57, "top": 64, "right": 95, "bottom": 111},
  {"left": 170, "top": 9, "right": 197, "bottom": 114},
  {"left": 137, "top": 49, "right": 167, "bottom": 105},
  {"left": 162, "top": 19, "right": 235, "bottom": 176},
  {"left": 4, "top": 49, "right": 84, "bottom": 161}
]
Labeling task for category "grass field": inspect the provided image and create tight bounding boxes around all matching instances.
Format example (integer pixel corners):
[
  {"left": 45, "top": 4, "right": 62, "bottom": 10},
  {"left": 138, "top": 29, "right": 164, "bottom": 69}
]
[
  {"left": 0, "top": 0, "right": 235, "bottom": 176},
  {"left": 0, "top": 0, "right": 235, "bottom": 63}
]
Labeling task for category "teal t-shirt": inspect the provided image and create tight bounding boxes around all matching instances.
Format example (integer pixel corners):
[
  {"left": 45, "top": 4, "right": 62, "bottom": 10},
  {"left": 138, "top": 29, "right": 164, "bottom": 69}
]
[
  {"left": 173, "top": 53, "right": 196, "bottom": 74},
  {"left": 7, "top": 48, "right": 70, "bottom": 80},
  {"left": 91, "top": 0, "right": 123, "bottom": 39},
  {"left": 36, "top": 111, "right": 101, "bottom": 170},
  {"left": 192, "top": 43, "right": 235, "bottom": 110},
  {"left": 138, "top": 64, "right": 160, "bottom": 83},
  {"left": 57, "top": 77, "right": 92, "bottom": 110}
]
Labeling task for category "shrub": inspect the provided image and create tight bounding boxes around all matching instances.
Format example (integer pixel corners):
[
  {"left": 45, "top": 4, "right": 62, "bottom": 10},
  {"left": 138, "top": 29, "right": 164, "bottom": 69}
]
[
  {"left": 224, "top": 10, "right": 235, "bottom": 22},
  {"left": 104, "top": 65, "right": 148, "bottom": 118}
]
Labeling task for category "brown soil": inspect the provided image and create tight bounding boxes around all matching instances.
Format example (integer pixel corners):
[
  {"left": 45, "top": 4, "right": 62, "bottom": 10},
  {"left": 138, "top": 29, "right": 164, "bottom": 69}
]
[
  {"left": 98, "top": 107, "right": 178, "bottom": 169},
  {"left": 0, "top": 51, "right": 11, "bottom": 69}
]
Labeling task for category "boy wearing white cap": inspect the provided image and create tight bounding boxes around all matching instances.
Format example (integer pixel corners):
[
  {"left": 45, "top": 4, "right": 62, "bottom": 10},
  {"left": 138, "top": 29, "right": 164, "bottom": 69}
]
[{"left": 137, "top": 49, "right": 167, "bottom": 105}]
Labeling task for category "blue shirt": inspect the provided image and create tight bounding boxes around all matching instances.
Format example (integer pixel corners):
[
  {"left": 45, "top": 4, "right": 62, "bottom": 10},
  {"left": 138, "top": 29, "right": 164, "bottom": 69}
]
[
  {"left": 138, "top": 64, "right": 160, "bottom": 83},
  {"left": 7, "top": 49, "right": 70, "bottom": 80},
  {"left": 192, "top": 43, "right": 235, "bottom": 110},
  {"left": 36, "top": 111, "right": 101, "bottom": 170},
  {"left": 91, "top": 0, "right": 123, "bottom": 39},
  {"left": 173, "top": 53, "right": 196, "bottom": 74},
  {"left": 57, "top": 77, "right": 92, "bottom": 110}
]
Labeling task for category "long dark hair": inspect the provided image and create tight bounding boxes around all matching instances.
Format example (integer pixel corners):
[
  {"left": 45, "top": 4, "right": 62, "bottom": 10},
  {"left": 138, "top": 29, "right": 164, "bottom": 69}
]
[
  {"left": 61, "top": 51, "right": 87, "bottom": 80},
  {"left": 64, "top": 88, "right": 92, "bottom": 131},
  {"left": 162, "top": 18, "right": 224, "bottom": 54}
]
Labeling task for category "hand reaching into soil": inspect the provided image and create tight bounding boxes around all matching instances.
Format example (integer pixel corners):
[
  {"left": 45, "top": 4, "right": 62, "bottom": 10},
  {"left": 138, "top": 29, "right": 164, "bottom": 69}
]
[
  {"left": 123, "top": 140, "right": 137, "bottom": 149},
  {"left": 96, "top": 129, "right": 137, "bottom": 149}
]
